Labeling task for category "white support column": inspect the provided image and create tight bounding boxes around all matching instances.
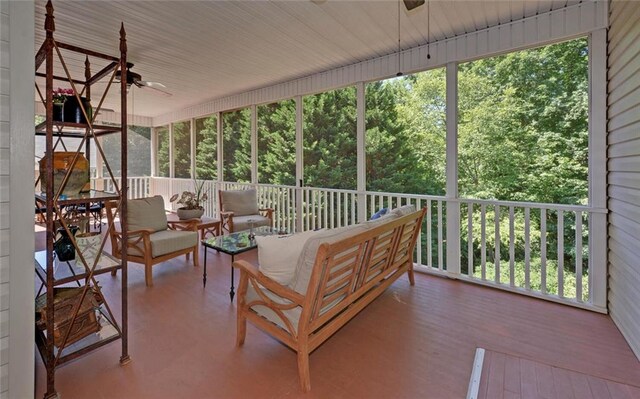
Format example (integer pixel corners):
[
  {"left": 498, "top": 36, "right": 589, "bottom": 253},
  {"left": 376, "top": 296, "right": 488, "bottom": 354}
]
[
  {"left": 94, "top": 136, "right": 104, "bottom": 190},
  {"left": 251, "top": 104, "right": 258, "bottom": 184},
  {"left": 190, "top": 118, "right": 196, "bottom": 179},
  {"left": 445, "top": 62, "right": 461, "bottom": 275},
  {"left": 168, "top": 123, "right": 174, "bottom": 179},
  {"left": 588, "top": 28, "right": 607, "bottom": 311},
  {"left": 217, "top": 112, "right": 223, "bottom": 182},
  {"left": 150, "top": 127, "right": 157, "bottom": 177},
  {"left": 7, "top": 2, "right": 35, "bottom": 397},
  {"left": 356, "top": 81, "right": 367, "bottom": 223},
  {"left": 295, "top": 96, "right": 304, "bottom": 232}
]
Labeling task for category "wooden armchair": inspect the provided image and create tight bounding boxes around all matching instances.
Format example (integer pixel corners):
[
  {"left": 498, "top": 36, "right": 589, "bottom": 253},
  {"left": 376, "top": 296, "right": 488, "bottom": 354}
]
[
  {"left": 105, "top": 195, "right": 199, "bottom": 286},
  {"left": 218, "top": 188, "right": 273, "bottom": 233}
]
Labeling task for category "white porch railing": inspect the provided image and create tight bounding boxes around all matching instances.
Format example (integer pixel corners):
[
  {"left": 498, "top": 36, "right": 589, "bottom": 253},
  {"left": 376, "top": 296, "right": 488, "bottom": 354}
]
[
  {"left": 128, "top": 177, "right": 606, "bottom": 313},
  {"left": 91, "top": 176, "right": 150, "bottom": 199}
]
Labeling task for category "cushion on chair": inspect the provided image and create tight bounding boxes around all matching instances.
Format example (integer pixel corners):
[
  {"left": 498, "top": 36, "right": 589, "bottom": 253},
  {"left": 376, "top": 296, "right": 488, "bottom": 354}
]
[
  {"left": 390, "top": 204, "right": 416, "bottom": 218},
  {"left": 289, "top": 224, "right": 369, "bottom": 294},
  {"left": 127, "top": 196, "right": 168, "bottom": 233},
  {"left": 149, "top": 230, "right": 198, "bottom": 258},
  {"left": 256, "top": 230, "right": 320, "bottom": 285},
  {"left": 221, "top": 189, "right": 259, "bottom": 216},
  {"left": 232, "top": 215, "right": 271, "bottom": 232}
]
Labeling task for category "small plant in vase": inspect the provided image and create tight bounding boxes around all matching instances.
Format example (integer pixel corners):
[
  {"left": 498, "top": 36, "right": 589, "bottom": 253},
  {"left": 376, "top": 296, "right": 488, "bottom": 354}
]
[
  {"left": 52, "top": 88, "right": 73, "bottom": 121},
  {"left": 170, "top": 180, "right": 209, "bottom": 220}
]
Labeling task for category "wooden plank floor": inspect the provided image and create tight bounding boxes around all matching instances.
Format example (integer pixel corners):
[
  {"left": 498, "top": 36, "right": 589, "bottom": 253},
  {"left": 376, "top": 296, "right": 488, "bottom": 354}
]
[
  {"left": 34, "top": 230, "right": 640, "bottom": 398},
  {"left": 478, "top": 349, "right": 640, "bottom": 399}
]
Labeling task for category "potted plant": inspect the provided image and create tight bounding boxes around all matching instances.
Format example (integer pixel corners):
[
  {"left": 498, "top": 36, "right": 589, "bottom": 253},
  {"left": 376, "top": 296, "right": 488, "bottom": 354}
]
[
  {"left": 170, "top": 180, "right": 209, "bottom": 220},
  {"left": 52, "top": 87, "right": 73, "bottom": 121}
]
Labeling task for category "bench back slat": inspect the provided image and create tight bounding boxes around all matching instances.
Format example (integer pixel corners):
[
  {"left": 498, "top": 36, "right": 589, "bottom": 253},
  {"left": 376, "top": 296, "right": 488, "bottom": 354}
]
[{"left": 302, "top": 209, "right": 426, "bottom": 332}]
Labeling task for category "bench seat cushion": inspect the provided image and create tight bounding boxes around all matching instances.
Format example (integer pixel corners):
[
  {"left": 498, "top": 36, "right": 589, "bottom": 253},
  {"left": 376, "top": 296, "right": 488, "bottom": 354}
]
[{"left": 245, "top": 283, "right": 302, "bottom": 333}]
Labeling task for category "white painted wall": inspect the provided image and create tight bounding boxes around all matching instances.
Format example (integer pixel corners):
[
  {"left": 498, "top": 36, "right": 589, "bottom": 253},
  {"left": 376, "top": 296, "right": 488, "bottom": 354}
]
[
  {"left": 607, "top": 0, "right": 640, "bottom": 360},
  {"left": 0, "top": 1, "right": 35, "bottom": 397}
]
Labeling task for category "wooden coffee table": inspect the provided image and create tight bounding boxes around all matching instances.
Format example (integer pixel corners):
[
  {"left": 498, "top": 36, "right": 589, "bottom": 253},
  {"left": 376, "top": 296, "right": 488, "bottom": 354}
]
[
  {"left": 201, "top": 226, "right": 282, "bottom": 301},
  {"left": 166, "top": 213, "right": 221, "bottom": 241}
]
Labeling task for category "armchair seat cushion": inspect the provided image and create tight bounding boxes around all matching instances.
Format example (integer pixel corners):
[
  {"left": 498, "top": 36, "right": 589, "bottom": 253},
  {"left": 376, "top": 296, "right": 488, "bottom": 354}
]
[
  {"left": 232, "top": 215, "right": 271, "bottom": 232},
  {"left": 150, "top": 230, "right": 198, "bottom": 258},
  {"left": 126, "top": 230, "right": 198, "bottom": 258}
]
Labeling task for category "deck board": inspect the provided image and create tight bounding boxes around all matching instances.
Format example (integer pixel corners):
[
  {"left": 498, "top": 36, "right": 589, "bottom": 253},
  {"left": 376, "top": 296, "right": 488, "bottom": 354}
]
[{"left": 479, "top": 350, "right": 640, "bottom": 399}]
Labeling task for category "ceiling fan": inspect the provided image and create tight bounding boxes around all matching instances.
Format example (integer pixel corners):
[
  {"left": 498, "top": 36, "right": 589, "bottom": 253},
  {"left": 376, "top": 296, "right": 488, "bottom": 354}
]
[{"left": 113, "top": 67, "right": 172, "bottom": 97}]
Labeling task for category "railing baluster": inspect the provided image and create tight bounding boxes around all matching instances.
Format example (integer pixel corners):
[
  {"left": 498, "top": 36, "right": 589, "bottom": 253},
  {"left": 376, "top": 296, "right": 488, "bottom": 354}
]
[
  {"left": 416, "top": 198, "right": 422, "bottom": 266},
  {"left": 427, "top": 200, "right": 432, "bottom": 269},
  {"left": 480, "top": 204, "right": 486, "bottom": 280},
  {"left": 509, "top": 206, "right": 515, "bottom": 286},
  {"left": 304, "top": 189, "right": 309, "bottom": 231},
  {"left": 438, "top": 200, "right": 443, "bottom": 271},
  {"left": 351, "top": 193, "right": 356, "bottom": 225},
  {"left": 468, "top": 202, "right": 473, "bottom": 277},
  {"left": 524, "top": 207, "right": 530, "bottom": 290},
  {"left": 494, "top": 205, "right": 500, "bottom": 284},
  {"left": 344, "top": 193, "right": 348, "bottom": 226},
  {"left": 557, "top": 210, "right": 564, "bottom": 298},
  {"left": 575, "top": 211, "right": 583, "bottom": 302},
  {"left": 329, "top": 192, "right": 334, "bottom": 229},
  {"left": 540, "top": 208, "right": 547, "bottom": 294},
  {"left": 323, "top": 191, "right": 328, "bottom": 229}
]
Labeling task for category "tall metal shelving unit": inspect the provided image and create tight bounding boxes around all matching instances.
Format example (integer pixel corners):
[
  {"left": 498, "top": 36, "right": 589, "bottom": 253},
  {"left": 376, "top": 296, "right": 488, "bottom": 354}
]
[{"left": 34, "top": 1, "right": 130, "bottom": 398}]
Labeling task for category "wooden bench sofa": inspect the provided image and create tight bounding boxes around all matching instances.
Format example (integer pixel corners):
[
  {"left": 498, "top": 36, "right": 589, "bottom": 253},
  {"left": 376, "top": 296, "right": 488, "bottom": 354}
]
[{"left": 233, "top": 205, "right": 426, "bottom": 392}]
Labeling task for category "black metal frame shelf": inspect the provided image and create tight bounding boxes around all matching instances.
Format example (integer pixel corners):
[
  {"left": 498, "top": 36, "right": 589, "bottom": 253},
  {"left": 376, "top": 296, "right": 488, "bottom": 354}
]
[
  {"left": 35, "top": 306, "right": 122, "bottom": 368},
  {"left": 35, "top": 120, "right": 122, "bottom": 137},
  {"left": 34, "top": 1, "right": 131, "bottom": 398},
  {"left": 34, "top": 250, "right": 121, "bottom": 287}
]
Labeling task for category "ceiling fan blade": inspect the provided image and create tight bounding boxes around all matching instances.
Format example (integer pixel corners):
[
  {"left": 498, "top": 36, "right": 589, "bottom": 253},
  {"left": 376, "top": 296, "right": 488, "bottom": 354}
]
[
  {"left": 143, "top": 85, "right": 173, "bottom": 97},
  {"left": 138, "top": 80, "right": 167, "bottom": 89},
  {"left": 403, "top": 0, "right": 425, "bottom": 11}
]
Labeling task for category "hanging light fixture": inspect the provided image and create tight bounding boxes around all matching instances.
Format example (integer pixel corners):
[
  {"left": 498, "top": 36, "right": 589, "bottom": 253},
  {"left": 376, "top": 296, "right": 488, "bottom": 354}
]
[
  {"left": 397, "top": 0, "right": 403, "bottom": 76},
  {"left": 427, "top": 0, "right": 431, "bottom": 60}
]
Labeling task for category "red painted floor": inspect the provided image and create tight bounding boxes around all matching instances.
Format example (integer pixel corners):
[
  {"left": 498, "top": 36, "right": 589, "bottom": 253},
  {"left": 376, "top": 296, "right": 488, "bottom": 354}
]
[
  {"left": 478, "top": 349, "right": 640, "bottom": 399},
  {"left": 34, "top": 230, "right": 640, "bottom": 398}
]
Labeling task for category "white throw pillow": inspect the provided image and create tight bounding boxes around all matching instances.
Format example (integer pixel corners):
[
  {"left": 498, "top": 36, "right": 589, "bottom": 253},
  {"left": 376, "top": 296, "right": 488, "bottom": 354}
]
[{"left": 256, "top": 230, "right": 320, "bottom": 285}]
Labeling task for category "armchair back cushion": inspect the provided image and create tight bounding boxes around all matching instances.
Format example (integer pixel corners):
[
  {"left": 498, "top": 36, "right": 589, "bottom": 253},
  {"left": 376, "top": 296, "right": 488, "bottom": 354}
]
[
  {"left": 221, "top": 189, "right": 259, "bottom": 216},
  {"left": 127, "top": 195, "right": 168, "bottom": 232}
]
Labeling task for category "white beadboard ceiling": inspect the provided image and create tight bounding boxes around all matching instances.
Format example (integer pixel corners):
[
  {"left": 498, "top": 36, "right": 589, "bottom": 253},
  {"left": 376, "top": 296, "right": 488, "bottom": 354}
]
[{"left": 34, "top": 0, "right": 583, "bottom": 118}]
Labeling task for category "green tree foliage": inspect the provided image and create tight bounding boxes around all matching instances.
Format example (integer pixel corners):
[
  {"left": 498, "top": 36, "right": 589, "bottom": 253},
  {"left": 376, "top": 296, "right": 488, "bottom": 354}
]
[
  {"left": 258, "top": 100, "right": 296, "bottom": 186},
  {"left": 222, "top": 108, "right": 251, "bottom": 183},
  {"left": 101, "top": 125, "right": 151, "bottom": 177},
  {"left": 303, "top": 87, "right": 357, "bottom": 190},
  {"left": 173, "top": 121, "right": 191, "bottom": 178},
  {"left": 156, "top": 125, "right": 170, "bottom": 177},
  {"left": 195, "top": 115, "right": 218, "bottom": 180}
]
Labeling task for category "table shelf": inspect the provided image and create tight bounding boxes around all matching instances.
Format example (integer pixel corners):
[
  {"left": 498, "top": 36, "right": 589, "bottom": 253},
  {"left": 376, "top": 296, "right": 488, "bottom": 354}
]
[{"left": 36, "top": 189, "right": 120, "bottom": 207}]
